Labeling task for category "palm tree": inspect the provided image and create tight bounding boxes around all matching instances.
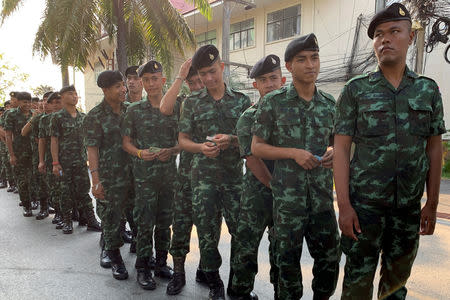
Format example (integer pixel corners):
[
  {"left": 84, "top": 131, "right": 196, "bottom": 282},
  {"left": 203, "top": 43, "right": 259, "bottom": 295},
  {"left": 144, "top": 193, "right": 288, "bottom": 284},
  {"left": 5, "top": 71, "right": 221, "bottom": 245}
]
[{"left": 1, "top": 0, "right": 211, "bottom": 83}]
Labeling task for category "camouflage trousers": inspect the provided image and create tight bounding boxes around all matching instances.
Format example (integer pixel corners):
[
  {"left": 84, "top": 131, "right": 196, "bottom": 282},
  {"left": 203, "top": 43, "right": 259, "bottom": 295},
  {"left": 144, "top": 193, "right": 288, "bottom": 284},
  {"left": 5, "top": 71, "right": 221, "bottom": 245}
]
[
  {"left": 273, "top": 199, "right": 340, "bottom": 300},
  {"left": 46, "top": 163, "right": 61, "bottom": 211},
  {"left": 96, "top": 181, "right": 132, "bottom": 251},
  {"left": 13, "top": 156, "right": 32, "bottom": 208},
  {"left": 3, "top": 152, "right": 14, "bottom": 184},
  {"left": 0, "top": 143, "right": 6, "bottom": 180},
  {"left": 31, "top": 144, "right": 48, "bottom": 203},
  {"left": 191, "top": 172, "right": 241, "bottom": 272},
  {"left": 231, "top": 173, "right": 278, "bottom": 295},
  {"left": 59, "top": 162, "right": 93, "bottom": 216},
  {"left": 123, "top": 176, "right": 137, "bottom": 238},
  {"left": 341, "top": 201, "right": 421, "bottom": 300},
  {"left": 134, "top": 166, "right": 175, "bottom": 259}
]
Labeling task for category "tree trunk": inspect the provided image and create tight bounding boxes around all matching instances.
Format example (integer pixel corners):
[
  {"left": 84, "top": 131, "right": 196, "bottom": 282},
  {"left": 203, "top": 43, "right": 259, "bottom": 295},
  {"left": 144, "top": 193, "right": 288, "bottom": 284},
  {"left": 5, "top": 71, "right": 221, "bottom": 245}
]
[
  {"left": 61, "top": 64, "right": 70, "bottom": 87},
  {"left": 113, "top": 0, "right": 127, "bottom": 74}
]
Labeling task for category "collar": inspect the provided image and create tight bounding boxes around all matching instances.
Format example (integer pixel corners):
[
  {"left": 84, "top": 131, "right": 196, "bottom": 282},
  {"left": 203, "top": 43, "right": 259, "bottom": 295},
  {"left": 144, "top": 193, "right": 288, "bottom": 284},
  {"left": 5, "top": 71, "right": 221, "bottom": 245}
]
[
  {"left": 369, "top": 65, "right": 418, "bottom": 83},
  {"left": 100, "top": 98, "right": 126, "bottom": 114}
]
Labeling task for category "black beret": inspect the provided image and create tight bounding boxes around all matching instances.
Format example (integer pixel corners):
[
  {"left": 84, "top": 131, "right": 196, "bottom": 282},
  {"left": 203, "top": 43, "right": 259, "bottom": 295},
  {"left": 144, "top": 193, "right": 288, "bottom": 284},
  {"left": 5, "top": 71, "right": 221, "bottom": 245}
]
[
  {"left": 125, "top": 66, "right": 139, "bottom": 77},
  {"left": 97, "top": 70, "right": 124, "bottom": 88},
  {"left": 192, "top": 45, "right": 220, "bottom": 70},
  {"left": 47, "top": 92, "right": 61, "bottom": 103},
  {"left": 60, "top": 85, "right": 76, "bottom": 95},
  {"left": 43, "top": 91, "right": 53, "bottom": 99},
  {"left": 17, "top": 92, "right": 31, "bottom": 101},
  {"left": 138, "top": 60, "right": 163, "bottom": 77},
  {"left": 9, "top": 91, "right": 19, "bottom": 98},
  {"left": 186, "top": 66, "right": 198, "bottom": 80},
  {"left": 284, "top": 33, "right": 319, "bottom": 62},
  {"left": 250, "top": 54, "right": 281, "bottom": 79},
  {"left": 368, "top": 3, "right": 411, "bottom": 39}
]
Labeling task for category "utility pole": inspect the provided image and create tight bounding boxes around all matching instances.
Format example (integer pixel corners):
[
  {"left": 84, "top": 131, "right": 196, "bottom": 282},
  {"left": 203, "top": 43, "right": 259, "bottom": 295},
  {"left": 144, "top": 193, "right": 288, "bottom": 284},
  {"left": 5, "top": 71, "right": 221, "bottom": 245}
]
[
  {"left": 222, "top": 0, "right": 232, "bottom": 85},
  {"left": 415, "top": 22, "right": 426, "bottom": 74}
]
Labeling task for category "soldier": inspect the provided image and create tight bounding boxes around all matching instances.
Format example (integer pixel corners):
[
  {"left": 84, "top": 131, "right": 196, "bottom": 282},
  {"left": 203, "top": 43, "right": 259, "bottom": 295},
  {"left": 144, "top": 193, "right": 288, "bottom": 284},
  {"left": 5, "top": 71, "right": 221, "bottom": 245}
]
[
  {"left": 125, "top": 65, "right": 143, "bottom": 103},
  {"left": 2, "top": 94, "right": 19, "bottom": 193},
  {"left": 333, "top": 3, "right": 445, "bottom": 299},
  {"left": 50, "top": 85, "right": 101, "bottom": 234},
  {"left": 228, "top": 54, "right": 286, "bottom": 300},
  {"left": 84, "top": 70, "right": 130, "bottom": 280},
  {"left": 122, "top": 60, "right": 178, "bottom": 290},
  {"left": 178, "top": 45, "right": 251, "bottom": 300},
  {"left": 4, "top": 92, "right": 34, "bottom": 216},
  {"left": 252, "top": 34, "right": 340, "bottom": 300},
  {"left": 0, "top": 107, "right": 7, "bottom": 189},
  {"left": 159, "top": 59, "right": 207, "bottom": 295}
]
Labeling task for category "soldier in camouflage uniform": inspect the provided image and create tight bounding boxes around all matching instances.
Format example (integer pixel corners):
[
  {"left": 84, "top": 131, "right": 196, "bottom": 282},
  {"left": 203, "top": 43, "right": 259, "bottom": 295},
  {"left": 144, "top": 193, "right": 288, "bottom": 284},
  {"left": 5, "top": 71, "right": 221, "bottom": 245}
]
[
  {"left": 0, "top": 107, "right": 7, "bottom": 189},
  {"left": 178, "top": 45, "right": 251, "bottom": 300},
  {"left": 84, "top": 70, "right": 131, "bottom": 280},
  {"left": 1, "top": 96, "right": 18, "bottom": 193},
  {"left": 228, "top": 54, "right": 286, "bottom": 300},
  {"left": 159, "top": 59, "right": 207, "bottom": 295},
  {"left": 122, "top": 60, "right": 178, "bottom": 290},
  {"left": 4, "top": 92, "right": 34, "bottom": 216},
  {"left": 252, "top": 34, "right": 340, "bottom": 300},
  {"left": 334, "top": 4, "right": 445, "bottom": 300},
  {"left": 50, "top": 85, "right": 101, "bottom": 234}
]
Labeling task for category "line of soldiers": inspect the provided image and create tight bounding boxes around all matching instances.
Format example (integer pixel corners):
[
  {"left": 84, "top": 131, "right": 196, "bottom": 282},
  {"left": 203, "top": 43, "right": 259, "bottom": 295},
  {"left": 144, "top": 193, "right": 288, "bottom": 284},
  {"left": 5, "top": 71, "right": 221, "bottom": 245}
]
[{"left": 1, "top": 3, "right": 445, "bottom": 300}]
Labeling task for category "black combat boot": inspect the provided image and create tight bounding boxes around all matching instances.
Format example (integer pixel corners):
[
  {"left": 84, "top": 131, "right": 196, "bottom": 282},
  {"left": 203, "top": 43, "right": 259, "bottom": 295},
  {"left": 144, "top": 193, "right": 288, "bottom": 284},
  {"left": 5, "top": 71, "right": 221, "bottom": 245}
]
[
  {"left": 120, "top": 219, "right": 133, "bottom": 243},
  {"left": 166, "top": 256, "right": 186, "bottom": 295},
  {"left": 13, "top": 186, "right": 19, "bottom": 194},
  {"left": 7, "top": 182, "right": 15, "bottom": 193},
  {"left": 22, "top": 206, "right": 33, "bottom": 217},
  {"left": 107, "top": 249, "right": 128, "bottom": 280},
  {"left": 154, "top": 250, "right": 173, "bottom": 279},
  {"left": 52, "top": 213, "right": 62, "bottom": 224},
  {"left": 100, "top": 248, "right": 112, "bottom": 268},
  {"left": 36, "top": 198, "right": 49, "bottom": 220},
  {"left": 31, "top": 200, "right": 39, "bottom": 210},
  {"left": 228, "top": 291, "right": 259, "bottom": 300},
  {"left": 136, "top": 257, "right": 156, "bottom": 290},
  {"left": 78, "top": 210, "right": 87, "bottom": 226},
  {"left": 205, "top": 271, "right": 225, "bottom": 300},
  {"left": 84, "top": 208, "right": 102, "bottom": 232},
  {"left": 62, "top": 213, "right": 73, "bottom": 234}
]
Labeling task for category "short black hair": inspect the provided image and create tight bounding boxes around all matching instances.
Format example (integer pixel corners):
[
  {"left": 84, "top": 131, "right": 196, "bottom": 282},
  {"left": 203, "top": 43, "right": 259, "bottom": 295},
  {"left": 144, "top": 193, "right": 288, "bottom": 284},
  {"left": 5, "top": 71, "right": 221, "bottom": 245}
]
[
  {"left": 47, "top": 92, "right": 61, "bottom": 103},
  {"left": 60, "top": 85, "right": 76, "bottom": 95},
  {"left": 43, "top": 91, "right": 53, "bottom": 99},
  {"left": 17, "top": 92, "right": 32, "bottom": 101},
  {"left": 4, "top": 100, "right": 11, "bottom": 106}
]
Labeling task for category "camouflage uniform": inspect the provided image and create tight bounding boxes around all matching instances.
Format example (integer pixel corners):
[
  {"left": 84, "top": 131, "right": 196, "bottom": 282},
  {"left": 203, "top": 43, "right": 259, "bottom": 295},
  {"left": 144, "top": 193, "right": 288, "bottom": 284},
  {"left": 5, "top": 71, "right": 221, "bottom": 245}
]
[
  {"left": 4, "top": 107, "right": 33, "bottom": 207},
  {"left": 334, "top": 67, "right": 446, "bottom": 300},
  {"left": 50, "top": 108, "right": 93, "bottom": 216},
  {"left": 0, "top": 115, "right": 7, "bottom": 182},
  {"left": 178, "top": 87, "right": 251, "bottom": 273},
  {"left": 121, "top": 97, "right": 178, "bottom": 261},
  {"left": 1, "top": 110, "right": 15, "bottom": 186},
  {"left": 230, "top": 103, "right": 278, "bottom": 295},
  {"left": 84, "top": 99, "right": 132, "bottom": 251},
  {"left": 30, "top": 113, "right": 48, "bottom": 207},
  {"left": 253, "top": 83, "right": 340, "bottom": 299}
]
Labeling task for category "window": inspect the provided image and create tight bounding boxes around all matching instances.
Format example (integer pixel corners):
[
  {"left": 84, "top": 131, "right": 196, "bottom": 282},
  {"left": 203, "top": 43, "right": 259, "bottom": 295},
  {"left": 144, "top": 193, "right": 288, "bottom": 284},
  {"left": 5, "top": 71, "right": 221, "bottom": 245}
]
[
  {"left": 230, "top": 19, "right": 255, "bottom": 50},
  {"left": 196, "top": 30, "right": 217, "bottom": 47},
  {"left": 267, "top": 5, "right": 301, "bottom": 42}
]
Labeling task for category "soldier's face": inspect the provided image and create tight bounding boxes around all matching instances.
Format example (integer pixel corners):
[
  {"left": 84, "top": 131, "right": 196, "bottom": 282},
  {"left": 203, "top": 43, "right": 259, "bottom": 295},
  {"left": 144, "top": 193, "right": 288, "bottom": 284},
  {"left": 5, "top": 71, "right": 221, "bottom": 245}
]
[
  {"left": 373, "top": 20, "right": 414, "bottom": 66},
  {"left": 253, "top": 69, "right": 286, "bottom": 98},
  {"left": 18, "top": 99, "right": 31, "bottom": 112},
  {"left": 104, "top": 81, "right": 127, "bottom": 103},
  {"left": 186, "top": 74, "right": 204, "bottom": 92},
  {"left": 286, "top": 51, "right": 320, "bottom": 85},
  {"left": 126, "top": 74, "right": 143, "bottom": 94},
  {"left": 141, "top": 72, "right": 166, "bottom": 97},
  {"left": 198, "top": 61, "right": 224, "bottom": 90},
  {"left": 61, "top": 91, "right": 78, "bottom": 106},
  {"left": 10, "top": 97, "right": 18, "bottom": 108}
]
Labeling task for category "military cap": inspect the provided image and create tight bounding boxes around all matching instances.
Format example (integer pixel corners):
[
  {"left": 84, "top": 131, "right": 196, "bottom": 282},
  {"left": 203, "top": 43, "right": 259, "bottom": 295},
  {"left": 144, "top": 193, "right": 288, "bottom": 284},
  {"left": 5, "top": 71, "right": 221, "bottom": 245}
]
[
  {"left": 368, "top": 3, "right": 411, "bottom": 39},
  {"left": 250, "top": 54, "right": 281, "bottom": 79},
  {"left": 43, "top": 91, "right": 53, "bottom": 99},
  {"left": 284, "top": 33, "right": 319, "bottom": 62},
  {"left": 186, "top": 66, "right": 198, "bottom": 80},
  {"left": 192, "top": 45, "right": 220, "bottom": 70},
  {"left": 138, "top": 60, "right": 163, "bottom": 77},
  {"left": 125, "top": 65, "right": 139, "bottom": 77},
  {"left": 17, "top": 92, "right": 31, "bottom": 101},
  {"left": 59, "top": 85, "right": 76, "bottom": 95},
  {"left": 97, "top": 70, "right": 124, "bottom": 88},
  {"left": 47, "top": 92, "right": 61, "bottom": 103},
  {"left": 31, "top": 97, "right": 40, "bottom": 102},
  {"left": 9, "top": 91, "right": 19, "bottom": 98}
]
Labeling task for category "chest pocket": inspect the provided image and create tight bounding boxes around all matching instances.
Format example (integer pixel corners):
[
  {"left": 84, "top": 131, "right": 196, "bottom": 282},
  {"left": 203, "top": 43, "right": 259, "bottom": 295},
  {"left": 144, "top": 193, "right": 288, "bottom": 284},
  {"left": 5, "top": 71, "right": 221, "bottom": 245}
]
[
  {"left": 408, "top": 99, "right": 431, "bottom": 137},
  {"left": 62, "top": 122, "right": 77, "bottom": 137},
  {"left": 275, "top": 114, "right": 303, "bottom": 147},
  {"left": 194, "top": 109, "right": 218, "bottom": 137},
  {"left": 357, "top": 101, "right": 392, "bottom": 136},
  {"left": 221, "top": 109, "right": 240, "bottom": 134}
]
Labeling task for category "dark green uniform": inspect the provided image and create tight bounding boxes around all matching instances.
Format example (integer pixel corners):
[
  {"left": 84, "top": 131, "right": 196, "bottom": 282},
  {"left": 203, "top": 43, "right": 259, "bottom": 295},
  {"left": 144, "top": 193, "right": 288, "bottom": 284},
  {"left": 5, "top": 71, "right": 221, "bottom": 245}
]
[
  {"left": 4, "top": 107, "right": 33, "bottom": 208},
  {"left": 50, "top": 108, "right": 93, "bottom": 216},
  {"left": 0, "top": 114, "right": 8, "bottom": 182},
  {"left": 84, "top": 99, "right": 132, "bottom": 251},
  {"left": 30, "top": 113, "right": 48, "bottom": 208},
  {"left": 1, "top": 110, "right": 15, "bottom": 186},
  {"left": 231, "top": 103, "right": 278, "bottom": 296},
  {"left": 178, "top": 87, "right": 250, "bottom": 273},
  {"left": 253, "top": 83, "right": 340, "bottom": 299},
  {"left": 334, "top": 67, "right": 446, "bottom": 300},
  {"left": 121, "top": 97, "right": 178, "bottom": 261}
]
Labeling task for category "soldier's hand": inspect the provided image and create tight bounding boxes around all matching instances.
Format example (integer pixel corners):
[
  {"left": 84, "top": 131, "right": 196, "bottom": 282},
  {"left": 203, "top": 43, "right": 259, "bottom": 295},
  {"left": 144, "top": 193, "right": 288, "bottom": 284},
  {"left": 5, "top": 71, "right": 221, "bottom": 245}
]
[
  {"left": 321, "top": 147, "right": 334, "bottom": 168},
  {"left": 201, "top": 142, "right": 220, "bottom": 158},
  {"left": 213, "top": 134, "right": 231, "bottom": 150},
  {"left": 292, "top": 149, "right": 320, "bottom": 170},
  {"left": 420, "top": 203, "right": 437, "bottom": 235},
  {"left": 9, "top": 155, "right": 17, "bottom": 166},
  {"left": 92, "top": 182, "right": 105, "bottom": 200},
  {"left": 38, "top": 162, "right": 46, "bottom": 174},
  {"left": 52, "top": 164, "right": 63, "bottom": 177},
  {"left": 140, "top": 149, "right": 157, "bottom": 161},
  {"left": 157, "top": 148, "right": 172, "bottom": 162},
  {"left": 338, "top": 204, "right": 361, "bottom": 241},
  {"left": 178, "top": 58, "right": 192, "bottom": 80}
]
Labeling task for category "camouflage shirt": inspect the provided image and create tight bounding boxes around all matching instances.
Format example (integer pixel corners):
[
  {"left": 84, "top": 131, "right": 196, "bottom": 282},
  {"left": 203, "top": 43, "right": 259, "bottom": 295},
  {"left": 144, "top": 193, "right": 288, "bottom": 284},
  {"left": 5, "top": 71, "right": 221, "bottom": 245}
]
[
  {"left": 50, "top": 108, "right": 87, "bottom": 165},
  {"left": 334, "top": 66, "right": 446, "bottom": 207},
  {"left": 4, "top": 107, "right": 33, "bottom": 159},
  {"left": 38, "top": 113, "right": 54, "bottom": 164},
  {"left": 84, "top": 99, "right": 130, "bottom": 185},
  {"left": 252, "top": 83, "right": 335, "bottom": 213},
  {"left": 178, "top": 86, "right": 251, "bottom": 179},
  {"left": 176, "top": 96, "right": 193, "bottom": 180}
]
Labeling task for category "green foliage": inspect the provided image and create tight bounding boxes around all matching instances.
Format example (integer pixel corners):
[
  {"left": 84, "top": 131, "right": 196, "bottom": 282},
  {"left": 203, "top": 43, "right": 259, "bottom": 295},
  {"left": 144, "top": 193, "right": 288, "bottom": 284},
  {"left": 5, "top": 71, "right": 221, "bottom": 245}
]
[
  {"left": 31, "top": 84, "right": 55, "bottom": 97},
  {"left": 0, "top": 53, "right": 29, "bottom": 104}
]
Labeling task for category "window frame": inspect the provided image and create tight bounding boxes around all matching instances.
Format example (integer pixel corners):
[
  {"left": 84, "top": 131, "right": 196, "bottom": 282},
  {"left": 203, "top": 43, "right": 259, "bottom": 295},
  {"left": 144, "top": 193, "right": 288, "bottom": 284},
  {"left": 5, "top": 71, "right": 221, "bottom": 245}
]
[{"left": 266, "top": 5, "right": 302, "bottom": 43}]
